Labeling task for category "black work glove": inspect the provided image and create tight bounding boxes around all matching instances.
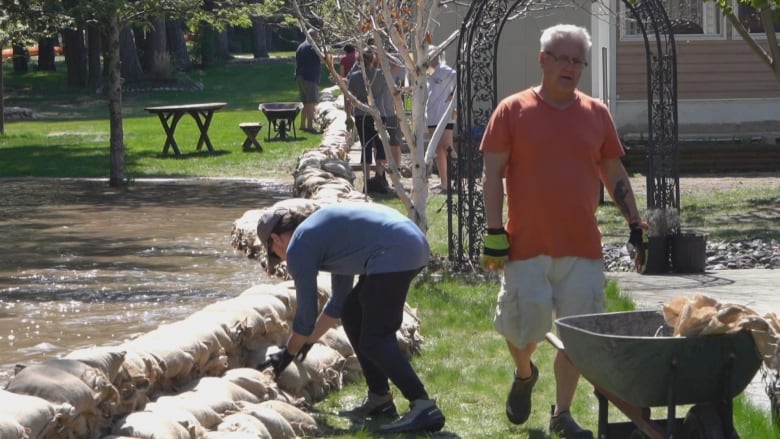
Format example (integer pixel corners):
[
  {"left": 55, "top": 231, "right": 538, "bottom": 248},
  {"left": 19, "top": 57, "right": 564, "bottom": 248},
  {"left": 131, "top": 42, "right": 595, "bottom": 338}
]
[
  {"left": 295, "top": 343, "right": 314, "bottom": 362},
  {"left": 481, "top": 227, "right": 510, "bottom": 270},
  {"left": 627, "top": 223, "right": 647, "bottom": 273},
  {"left": 257, "top": 349, "right": 294, "bottom": 376}
]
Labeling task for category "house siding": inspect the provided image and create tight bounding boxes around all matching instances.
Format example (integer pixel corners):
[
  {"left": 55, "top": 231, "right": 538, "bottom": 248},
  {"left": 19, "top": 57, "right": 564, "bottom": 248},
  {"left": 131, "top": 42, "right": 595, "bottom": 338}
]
[{"left": 617, "top": 38, "right": 780, "bottom": 100}]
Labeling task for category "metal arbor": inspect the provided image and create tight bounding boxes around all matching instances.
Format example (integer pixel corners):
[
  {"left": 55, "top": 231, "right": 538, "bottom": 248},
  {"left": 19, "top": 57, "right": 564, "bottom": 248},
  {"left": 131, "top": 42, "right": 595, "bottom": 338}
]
[{"left": 449, "top": 0, "right": 680, "bottom": 270}]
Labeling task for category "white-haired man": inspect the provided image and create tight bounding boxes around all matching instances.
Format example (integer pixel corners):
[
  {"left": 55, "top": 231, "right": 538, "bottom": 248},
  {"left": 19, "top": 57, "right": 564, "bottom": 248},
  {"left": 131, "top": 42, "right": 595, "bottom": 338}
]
[{"left": 480, "top": 24, "right": 646, "bottom": 438}]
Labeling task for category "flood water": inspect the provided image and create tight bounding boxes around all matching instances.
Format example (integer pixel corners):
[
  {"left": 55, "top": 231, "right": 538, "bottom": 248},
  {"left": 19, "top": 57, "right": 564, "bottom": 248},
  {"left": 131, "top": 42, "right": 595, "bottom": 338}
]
[{"left": 0, "top": 177, "right": 292, "bottom": 386}]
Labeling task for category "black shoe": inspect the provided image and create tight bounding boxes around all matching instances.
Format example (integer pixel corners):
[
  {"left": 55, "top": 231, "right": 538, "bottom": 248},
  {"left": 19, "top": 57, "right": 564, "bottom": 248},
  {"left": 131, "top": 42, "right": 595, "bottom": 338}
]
[
  {"left": 341, "top": 393, "right": 398, "bottom": 419},
  {"left": 378, "top": 399, "right": 445, "bottom": 434},
  {"left": 506, "top": 362, "right": 538, "bottom": 425},
  {"left": 549, "top": 410, "right": 593, "bottom": 439},
  {"left": 367, "top": 175, "right": 390, "bottom": 194}
]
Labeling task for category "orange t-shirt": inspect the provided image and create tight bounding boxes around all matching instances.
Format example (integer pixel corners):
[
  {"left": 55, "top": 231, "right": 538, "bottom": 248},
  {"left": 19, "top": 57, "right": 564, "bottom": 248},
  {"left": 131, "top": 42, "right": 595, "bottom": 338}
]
[{"left": 480, "top": 88, "right": 625, "bottom": 260}]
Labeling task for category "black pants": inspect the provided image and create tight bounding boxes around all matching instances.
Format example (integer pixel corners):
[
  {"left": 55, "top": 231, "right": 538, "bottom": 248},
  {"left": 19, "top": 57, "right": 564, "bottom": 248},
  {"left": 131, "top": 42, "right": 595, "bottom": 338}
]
[
  {"left": 341, "top": 269, "right": 428, "bottom": 401},
  {"left": 354, "top": 115, "right": 385, "bottom": 164}
]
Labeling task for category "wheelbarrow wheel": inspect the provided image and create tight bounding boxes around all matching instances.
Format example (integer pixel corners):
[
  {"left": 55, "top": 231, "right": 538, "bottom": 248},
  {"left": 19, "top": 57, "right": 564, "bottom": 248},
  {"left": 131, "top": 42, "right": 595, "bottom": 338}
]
[{"left": 684, "top": 402, "right": 738, "bottom": 439}]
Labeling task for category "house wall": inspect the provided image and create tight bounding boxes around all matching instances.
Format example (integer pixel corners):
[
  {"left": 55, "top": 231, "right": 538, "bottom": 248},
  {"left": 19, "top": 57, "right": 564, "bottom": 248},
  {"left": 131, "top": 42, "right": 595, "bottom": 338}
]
[
  {"left": 614, "top": 10, "right": 780, "bottom": 140},
  {"left": 432, "top": 3, "right": 593, "bottom": 103}
]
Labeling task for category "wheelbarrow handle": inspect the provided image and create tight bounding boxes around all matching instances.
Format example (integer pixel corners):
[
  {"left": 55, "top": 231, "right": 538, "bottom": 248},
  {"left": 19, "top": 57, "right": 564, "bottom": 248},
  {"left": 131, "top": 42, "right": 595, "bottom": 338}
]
[{"left": 545, "top": 332, "right": 565, "bottom": 351}]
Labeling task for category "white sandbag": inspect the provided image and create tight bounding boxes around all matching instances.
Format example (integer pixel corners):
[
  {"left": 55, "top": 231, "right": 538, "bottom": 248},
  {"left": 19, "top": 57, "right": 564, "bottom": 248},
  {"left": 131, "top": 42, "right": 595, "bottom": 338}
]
[
  {"left": 144, "top": 401, "right": 208, "bottom": 438},
  {"left": 177, "top": 376, "right": 260, "bottom": 404},
  {"left": 298, "top": 343, "right": 346, "bottom": 401},
  {"left": 320, "top": 326, "right": 354, "bottom": 358},
  {"left": 217, "top": 413, "right": 272, "bottom": 438},
  {"left": 112, "top": 411, "right": 191, "bottom": 439},
  {"left": 256, "top": 400, "right": 319, "bottom": 437},
  {"left": 222, "top": 368, "right": 279, "bottom": 401},
  {"left": 151, "top": 395, "right": 223, "bottom": 428},
  {"left": 64, "top": 346, "right": 127, "bottom": 382},
  {"left": 240, "top": 281, "right": 297, "bottom": 318},
  {"left": 275, "top": 360, "right": 311, "bottom": 400},
  {"left": 0, "top": 389, "right": 72, "bottom": 439},
  {"left": 203, "top": 432, "right": 260, "bottom": 439},
  {"left": 237, "top": 402, "right": 296, "bottom": 439},
  {"left": 5, "top": 363, "right": 99, "bottom": 416},
  {"left": 0, "top": 413, "right": 29, "bottom": 439},
  {"left": 122, "top": 341, "right": 196, "bottom": 384},
  {"left": 156, "top": 391, "right": 239, "bottom": 417}
]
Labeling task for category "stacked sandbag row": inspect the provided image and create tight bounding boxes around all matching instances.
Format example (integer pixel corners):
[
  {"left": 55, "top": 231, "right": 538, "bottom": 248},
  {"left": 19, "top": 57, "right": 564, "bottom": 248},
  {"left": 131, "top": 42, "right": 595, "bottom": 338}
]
[{"left": 663, "top": 293, "right": 780, "bottom": 369}]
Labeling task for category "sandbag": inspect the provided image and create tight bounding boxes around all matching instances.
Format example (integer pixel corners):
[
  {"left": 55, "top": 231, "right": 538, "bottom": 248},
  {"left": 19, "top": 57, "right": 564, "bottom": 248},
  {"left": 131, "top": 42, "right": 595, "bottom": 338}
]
[
  {"left": 150, "top": 395, "right": 222, "bottom": 429},
  {"left": 177, "top": 376, "right": 260, "bottom": 404},
  {"left": 144, "top": 401, "right": 208, "bottom": 438},
  {"left": 0, "top": 412, "right": 30, "bottom": 439},
  {"left": 320, "top": 326, "right": 354, "bottom": 358},
  {"left": 237, "top": 403, "right": 296, "bottom": 439},
  {"left": 222, "top": 367, "right": 279, "bottom": 401},
  {"left": 64, "top": 346, "right": 127, "bottom": 382},
  {"left": 256, "top": 400, "right": 319, "bottom": 437},
  {"left": 217, "top": 412, "right": 272, "bottom": 438},
  {"left": 112, "top": 411, "right": 191, "bottom": 439},
  {"left": 6, "top": 363, "right": 100, "bottom": 416},
  {"left": 0, "top": 389, "right": 71, "bottom": 439}
]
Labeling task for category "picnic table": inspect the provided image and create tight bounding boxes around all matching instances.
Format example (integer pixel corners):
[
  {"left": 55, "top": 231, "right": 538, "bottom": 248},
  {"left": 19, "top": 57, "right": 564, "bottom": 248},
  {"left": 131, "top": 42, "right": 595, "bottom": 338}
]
[{"left": 145, "top": 102, "right": 227, "bottom": 156}]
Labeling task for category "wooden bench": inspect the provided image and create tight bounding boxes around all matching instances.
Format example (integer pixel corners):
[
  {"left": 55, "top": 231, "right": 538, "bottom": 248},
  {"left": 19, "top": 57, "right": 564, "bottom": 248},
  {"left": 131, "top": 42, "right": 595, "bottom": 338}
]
[{"left": 239, "top": 122, "right": 263, "bottom": 152}]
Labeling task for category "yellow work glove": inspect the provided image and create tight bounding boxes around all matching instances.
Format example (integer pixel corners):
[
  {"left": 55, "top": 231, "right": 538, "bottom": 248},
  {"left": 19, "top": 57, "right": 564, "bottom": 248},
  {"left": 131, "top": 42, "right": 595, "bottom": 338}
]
[{"left": 481, "top": 227, "right": 510, "bottom": 270}]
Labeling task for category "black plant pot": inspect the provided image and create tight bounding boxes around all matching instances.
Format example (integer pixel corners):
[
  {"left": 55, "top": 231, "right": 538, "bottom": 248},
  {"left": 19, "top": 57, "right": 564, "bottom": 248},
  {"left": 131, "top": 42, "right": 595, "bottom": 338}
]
[
  {"left": 640, "top": 236, "right": 671, "bottom": 274},
  {"left": 672, "top": 232, "right": 708, "bottom": 273}
]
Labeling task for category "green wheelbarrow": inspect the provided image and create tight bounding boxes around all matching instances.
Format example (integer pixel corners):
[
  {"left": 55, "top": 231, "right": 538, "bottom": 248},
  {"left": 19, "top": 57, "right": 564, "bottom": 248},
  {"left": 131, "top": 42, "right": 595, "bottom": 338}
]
[{"left": 546, "top": 310, "right": 763, "bottom": 439}]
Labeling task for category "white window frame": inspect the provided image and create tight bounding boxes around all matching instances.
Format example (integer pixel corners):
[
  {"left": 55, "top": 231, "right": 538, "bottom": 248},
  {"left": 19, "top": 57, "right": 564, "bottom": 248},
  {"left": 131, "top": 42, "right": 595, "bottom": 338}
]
[
  {"left": 619, "top": 0, "right": 725, "bottom": 41},
  {"left": 735, "top": 1, "right": 780, "bottom": 37}
]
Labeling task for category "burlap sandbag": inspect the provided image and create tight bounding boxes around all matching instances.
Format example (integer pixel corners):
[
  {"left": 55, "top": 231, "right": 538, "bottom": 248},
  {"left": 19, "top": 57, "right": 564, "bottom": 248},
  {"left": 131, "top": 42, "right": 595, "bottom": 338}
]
[
  {"left": 299, "top": 343, "right": 346, "bottom": 401},
  {"left": 256, "top": 400, "right": 319, "bottom": 437},
  {"left": 151, "top": 395, "right": 223, "bottom": 429},
  {"left": 222, "top": 368, "right": 279, "bottom": 401},
  {"left": 203, "top": 431, "right": 261, "bottom": 438},
  {"left": 237, "top": 402, "right": 296, "bottom": 439},
  {"left": 320, "top": 326, "right": 354, "bottom": 358},
  {"left": 0, "top": 389, "right": 72, "bottom": 439},
  {"left": 217, "top": 412, "right": 272, "bottom": 438},
  {"left": 178, "top": 376, "right": 260, "bottom": 405},
  {"left": 112, "top": 411, "right": 191, "bottom": 439},
  {"left": 6, "top": 363, "right": 100, "bottom": 416},
  {"left": 64, "top": 346, "right": 127, "bottom": 382},
  {"left": 239, "top": 281, "right": 297, "bottom": 320},
  {"left": 0, "top": 412, "right": 29, "bottom": 439},
  {"left": 144, "top": 401, "right": 208, "bottom": 438}
]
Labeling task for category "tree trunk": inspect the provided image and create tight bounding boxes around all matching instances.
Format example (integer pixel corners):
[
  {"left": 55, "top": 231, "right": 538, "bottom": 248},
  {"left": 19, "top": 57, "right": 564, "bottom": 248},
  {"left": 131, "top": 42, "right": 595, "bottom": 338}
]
[
  {"left": 251, "top": 16, "right": 269, "bottom": 58},
  {"left": 166, "top": 17, "right": 191, "bottom": 71},
  {"left": 105, "top": 15, "right": 126, "bottom": 187},
  {"left": 216, "top": 28, "right": 230, "bottom": 61},
  {"left": 143, "top": 16, "right": 168, "bottom": 79},
  {"left": 12, "top": 44, "right": 28, "bottom": 73},
  {"left": 199, "top": 22, "right": 217, "bottom": 67},
  {"left": 0, "top": 55, "right": 4, "bottom": 135},
  {"left": 37, "top": 37, "right": 57, "bottom": 71},
  {"left": 62, "top": 27, "right": 87, "bottom": 87},
  {"left": 87, "top": 24, "right": 102, "bottom": 90},
  {"left": 119, "top": 26, "right": 144, "bottom": 83}
]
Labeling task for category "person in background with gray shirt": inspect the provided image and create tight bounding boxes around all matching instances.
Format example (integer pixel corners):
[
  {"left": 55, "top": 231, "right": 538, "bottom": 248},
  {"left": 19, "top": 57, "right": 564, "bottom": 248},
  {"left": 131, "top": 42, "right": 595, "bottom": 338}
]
[{"left": 256, "top": 202, "right": 445, "bottom": 435}]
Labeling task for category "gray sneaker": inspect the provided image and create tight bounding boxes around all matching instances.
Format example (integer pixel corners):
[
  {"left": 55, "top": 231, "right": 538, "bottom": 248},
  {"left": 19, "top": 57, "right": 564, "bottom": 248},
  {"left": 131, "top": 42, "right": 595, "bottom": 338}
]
[
  {"left": 341, "top": 392, "right": 398, "bottom": 419},
  {"left": 549, "top": 410, "right": 593, "bottom": 439},
  {"left": 506, "top": 362, "right": 539, "bottom": 424},
  {"left": 378, "top": 398, "right": 445, "bottom": 434}
]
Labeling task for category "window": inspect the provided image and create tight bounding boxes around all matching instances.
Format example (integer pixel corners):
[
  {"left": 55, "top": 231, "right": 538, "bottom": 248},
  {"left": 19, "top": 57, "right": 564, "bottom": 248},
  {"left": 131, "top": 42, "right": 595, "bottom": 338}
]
[
  {"left": 621, "top": 0, "right": 722, "bottom": 38},
  {"left": 737, "top": 3, "right": 780, "bottom": 34}
]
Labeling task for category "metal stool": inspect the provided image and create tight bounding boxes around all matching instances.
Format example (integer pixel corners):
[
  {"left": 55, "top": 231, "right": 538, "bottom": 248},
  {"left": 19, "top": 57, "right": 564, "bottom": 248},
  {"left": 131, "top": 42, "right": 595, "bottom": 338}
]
[{"left": 239, "top": 122, "right": 263, "bottom": 152}]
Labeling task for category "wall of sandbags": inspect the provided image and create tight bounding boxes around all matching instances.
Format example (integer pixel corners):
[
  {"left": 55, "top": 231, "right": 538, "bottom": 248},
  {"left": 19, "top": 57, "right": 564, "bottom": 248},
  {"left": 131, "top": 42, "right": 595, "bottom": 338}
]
[{"left": 0, "top": 88, "right": 426, "bottom": 439}]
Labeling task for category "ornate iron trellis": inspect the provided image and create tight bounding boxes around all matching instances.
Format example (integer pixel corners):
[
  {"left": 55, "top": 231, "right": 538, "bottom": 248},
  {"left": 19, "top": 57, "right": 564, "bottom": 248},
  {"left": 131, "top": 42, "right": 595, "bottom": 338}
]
[{"left": 449, "top": 0, "right": 680, "bottom": 270}]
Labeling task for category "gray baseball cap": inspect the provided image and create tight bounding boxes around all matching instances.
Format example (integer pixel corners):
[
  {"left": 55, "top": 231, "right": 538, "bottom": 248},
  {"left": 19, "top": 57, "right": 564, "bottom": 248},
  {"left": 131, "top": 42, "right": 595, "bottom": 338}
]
[{"left": 256, "top": 209, "right": 286, "bottom": 271}]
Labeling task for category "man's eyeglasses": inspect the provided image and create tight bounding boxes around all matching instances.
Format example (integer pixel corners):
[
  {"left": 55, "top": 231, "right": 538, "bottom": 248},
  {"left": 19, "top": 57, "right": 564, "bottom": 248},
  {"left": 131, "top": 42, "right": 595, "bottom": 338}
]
[{"left": 544, "top": 51, "right": 588, "bottom": 70}]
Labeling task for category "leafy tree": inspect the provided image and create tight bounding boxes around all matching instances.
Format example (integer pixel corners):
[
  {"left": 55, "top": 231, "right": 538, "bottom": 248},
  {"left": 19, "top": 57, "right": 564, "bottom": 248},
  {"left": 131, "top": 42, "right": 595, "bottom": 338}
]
[
  {"left": 291, "top": 0, "right": 460, "bottom": 232},
  {"left": 710, "top": 0, "right": 780, "bottom": 82}
]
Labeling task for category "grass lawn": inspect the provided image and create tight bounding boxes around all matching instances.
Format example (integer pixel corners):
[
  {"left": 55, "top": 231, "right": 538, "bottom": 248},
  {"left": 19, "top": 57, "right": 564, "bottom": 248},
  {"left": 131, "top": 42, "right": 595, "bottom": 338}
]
[{"left": 2, "top": 57, "right": 778, "bottom": 437}]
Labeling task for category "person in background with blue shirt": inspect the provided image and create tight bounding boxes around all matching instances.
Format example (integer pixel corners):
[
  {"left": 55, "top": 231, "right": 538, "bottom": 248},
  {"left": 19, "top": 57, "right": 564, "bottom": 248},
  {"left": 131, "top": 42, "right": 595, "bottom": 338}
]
[
  {"left": 256, "top": 202, "right": 445, "bottom": 435},
  {"left": 295, "top": 29, "right": 322, "bottom": 133}
]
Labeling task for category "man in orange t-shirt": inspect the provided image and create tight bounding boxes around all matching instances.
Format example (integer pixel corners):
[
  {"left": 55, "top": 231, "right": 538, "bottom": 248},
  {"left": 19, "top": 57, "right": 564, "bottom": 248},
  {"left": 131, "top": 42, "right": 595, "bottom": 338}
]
[{"left": 480, "top": 24, "right": 646, "bottom": 438}]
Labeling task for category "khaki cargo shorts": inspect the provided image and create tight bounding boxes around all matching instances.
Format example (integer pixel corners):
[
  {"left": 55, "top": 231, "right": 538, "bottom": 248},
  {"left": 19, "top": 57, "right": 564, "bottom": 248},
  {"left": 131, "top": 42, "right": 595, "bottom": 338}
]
[{"left": 493, "top": 255, "right": 605, "bottom": 349}]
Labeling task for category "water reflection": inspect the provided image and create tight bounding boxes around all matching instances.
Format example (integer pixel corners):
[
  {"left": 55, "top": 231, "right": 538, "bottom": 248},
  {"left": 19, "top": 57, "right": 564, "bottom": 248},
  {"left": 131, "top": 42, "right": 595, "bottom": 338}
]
[{"left": 0, "top": 178, "right": 291, "bottom": 385}]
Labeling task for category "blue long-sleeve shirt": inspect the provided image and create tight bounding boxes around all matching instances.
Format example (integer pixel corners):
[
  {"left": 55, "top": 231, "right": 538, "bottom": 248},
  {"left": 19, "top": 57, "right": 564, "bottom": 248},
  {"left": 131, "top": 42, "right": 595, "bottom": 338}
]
[{"left": 285, "top": 203, "right": 430, "bottom": 335}]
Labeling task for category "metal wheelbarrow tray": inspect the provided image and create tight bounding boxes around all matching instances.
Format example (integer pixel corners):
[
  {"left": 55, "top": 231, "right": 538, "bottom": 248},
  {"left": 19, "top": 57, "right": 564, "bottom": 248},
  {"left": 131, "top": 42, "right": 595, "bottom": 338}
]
[
  {"left": 258, "top": 102, "right": 303, "bottom": 140},
  {"left": 553, "top": 310, "right": 762, "bottom": 438}
]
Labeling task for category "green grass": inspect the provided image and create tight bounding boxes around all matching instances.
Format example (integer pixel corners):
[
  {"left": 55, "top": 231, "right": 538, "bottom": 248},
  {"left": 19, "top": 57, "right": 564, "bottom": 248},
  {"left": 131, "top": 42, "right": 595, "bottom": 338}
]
[{"left": 2, "top": 56, "right": 778, "bottom": 438}]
